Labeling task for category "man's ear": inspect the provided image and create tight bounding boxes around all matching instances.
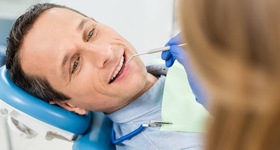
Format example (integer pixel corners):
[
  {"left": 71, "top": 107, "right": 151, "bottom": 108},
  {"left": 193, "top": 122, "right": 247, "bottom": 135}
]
[{"left": 50, "top": 101, "right": 87, "bottom": 115}]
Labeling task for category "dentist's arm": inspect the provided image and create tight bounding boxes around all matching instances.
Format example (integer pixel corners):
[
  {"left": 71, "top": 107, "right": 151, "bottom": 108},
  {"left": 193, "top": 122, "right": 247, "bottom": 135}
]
[{"left": 161, "top": 34, "right": 208, "bottom": 109}]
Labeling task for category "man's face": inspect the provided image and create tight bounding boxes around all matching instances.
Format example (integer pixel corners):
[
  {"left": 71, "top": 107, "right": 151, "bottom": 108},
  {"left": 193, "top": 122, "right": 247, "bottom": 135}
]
[{"left": 20, "top": 8, "right": 152, "bottom": 113}]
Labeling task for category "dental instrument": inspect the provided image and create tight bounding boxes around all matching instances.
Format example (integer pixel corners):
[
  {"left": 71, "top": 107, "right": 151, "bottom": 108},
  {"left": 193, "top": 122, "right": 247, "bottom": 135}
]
[
  {"left": 111, "top": 121, "right": 172, "bottom": 144},
  {"left": 125, "top": 43, "right": 187, "bottom": 65}
]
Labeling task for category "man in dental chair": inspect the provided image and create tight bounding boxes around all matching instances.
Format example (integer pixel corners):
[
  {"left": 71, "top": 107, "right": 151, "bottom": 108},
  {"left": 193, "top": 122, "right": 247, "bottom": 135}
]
[{"left": 5, "top": 3, "right": 208, "bottom": 150}]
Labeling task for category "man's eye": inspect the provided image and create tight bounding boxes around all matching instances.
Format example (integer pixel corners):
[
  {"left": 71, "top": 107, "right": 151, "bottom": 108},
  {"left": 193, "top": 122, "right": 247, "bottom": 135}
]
[
  {"left": 71, "top": 56, "right": 80, "bottom": 74},
  {"left": 86, "top": 28, "right": 94, "bottom": 41}
]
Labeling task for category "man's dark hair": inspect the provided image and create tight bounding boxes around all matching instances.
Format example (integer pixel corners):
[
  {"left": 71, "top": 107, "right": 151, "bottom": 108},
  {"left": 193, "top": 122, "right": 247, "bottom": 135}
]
[{"left": 6, "top": 3, "right": 86, "bottom": 102}]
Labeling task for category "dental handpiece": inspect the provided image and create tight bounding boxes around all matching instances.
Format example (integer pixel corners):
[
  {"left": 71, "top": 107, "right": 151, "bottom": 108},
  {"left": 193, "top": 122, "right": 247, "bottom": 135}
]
[{"left": 125, "top": 43, "right": 187, "bottom": 65}]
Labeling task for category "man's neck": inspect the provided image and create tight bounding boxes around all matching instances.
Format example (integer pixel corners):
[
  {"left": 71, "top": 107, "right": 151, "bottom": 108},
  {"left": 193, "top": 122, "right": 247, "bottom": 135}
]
[
  {"left": 124, "top": 72, "right": 158, "bottom": 107},
  {"left": 133, "top": 73, "right": 158, "bottom": 99},
  {"left": 106, "top": 73, "right": 158, "bottom": 114}
]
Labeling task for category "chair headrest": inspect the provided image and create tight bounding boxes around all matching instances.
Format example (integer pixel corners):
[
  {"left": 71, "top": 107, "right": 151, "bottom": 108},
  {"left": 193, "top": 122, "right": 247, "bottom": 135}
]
[
  {"left": 0, "top": 45, "right": 5, "bottom": 67},
  {"left": 0, "top": 65, "right": 91, "bottom": 135}
]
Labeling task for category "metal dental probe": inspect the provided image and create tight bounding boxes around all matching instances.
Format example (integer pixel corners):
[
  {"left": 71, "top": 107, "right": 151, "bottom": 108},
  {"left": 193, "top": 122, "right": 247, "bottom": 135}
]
[{"left": 125, "top": 43, "right": 187, "bottom": 65}]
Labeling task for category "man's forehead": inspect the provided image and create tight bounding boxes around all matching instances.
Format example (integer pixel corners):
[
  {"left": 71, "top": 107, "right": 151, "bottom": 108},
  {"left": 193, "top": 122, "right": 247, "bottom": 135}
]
[
  {"left": 40, "top": 7, "right": 84, "bottom": 22},
  {"left": 20, "top": 8, "right": 84, "bottom": 74},
  {"left": 24, "top": 7, "right": 84, "bottom": 46}
]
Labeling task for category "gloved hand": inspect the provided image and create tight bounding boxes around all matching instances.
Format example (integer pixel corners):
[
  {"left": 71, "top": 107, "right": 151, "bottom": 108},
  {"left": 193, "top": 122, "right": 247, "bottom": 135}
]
[
  {"left": 161, "top": 34, "right": 188, "bottom": 68},
  {"left": 161, "top": 34, "right": 208, "bottom": 109}
]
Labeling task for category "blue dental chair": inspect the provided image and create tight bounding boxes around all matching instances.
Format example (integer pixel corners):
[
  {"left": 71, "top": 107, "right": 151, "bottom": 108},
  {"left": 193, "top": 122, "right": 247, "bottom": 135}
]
[{"left": 0, "top": 45, "right": 115, "bottom": 150}]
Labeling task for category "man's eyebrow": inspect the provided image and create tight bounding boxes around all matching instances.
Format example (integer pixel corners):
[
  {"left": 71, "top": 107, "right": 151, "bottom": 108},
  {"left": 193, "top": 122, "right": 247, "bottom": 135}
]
[
  {"left": 61, "top": 53, "right": 70, "bottom": 79},
  {"left": 62, "top": 53, "right": 70, "bottom": 68},
  {"left": 77, "top": 18, "right": 88, "bottom": 31}
]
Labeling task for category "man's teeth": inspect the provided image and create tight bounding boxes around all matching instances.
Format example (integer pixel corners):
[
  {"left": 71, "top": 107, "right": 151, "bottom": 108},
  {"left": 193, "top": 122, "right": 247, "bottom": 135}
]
[{"left": 111, "top": 56, "right": 124, "bottom": 80}]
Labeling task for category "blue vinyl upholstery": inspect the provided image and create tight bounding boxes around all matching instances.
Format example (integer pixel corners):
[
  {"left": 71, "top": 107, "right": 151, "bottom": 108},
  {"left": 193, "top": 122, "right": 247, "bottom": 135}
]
[
  {"left": 73, "top": 112, "right": 115, "bottom": 150},
  {"left": 0, "top": 45, "right": 5, "bottom": 67},
  {"left": 0, "top": 66, "right": 92, "bottom": 135}
]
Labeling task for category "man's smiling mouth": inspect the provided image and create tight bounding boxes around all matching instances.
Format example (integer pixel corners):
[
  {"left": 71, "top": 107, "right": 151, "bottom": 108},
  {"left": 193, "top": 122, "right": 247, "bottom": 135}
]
[{"left": 109, "top": 55, "right": 125, "bottom": 84}]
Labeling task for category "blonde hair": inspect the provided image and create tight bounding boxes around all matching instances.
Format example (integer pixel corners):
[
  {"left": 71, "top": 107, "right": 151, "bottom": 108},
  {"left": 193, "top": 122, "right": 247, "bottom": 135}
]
[{"left": 179, "top": 0, "right": 280, "bottom": 149}]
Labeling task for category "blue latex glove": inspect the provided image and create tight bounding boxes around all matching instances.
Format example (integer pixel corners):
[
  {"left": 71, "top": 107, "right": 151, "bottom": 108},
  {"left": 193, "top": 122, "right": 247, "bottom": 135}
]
[
  {"left": 161, "top": 34, "right": 188, "bottom": 67},
  {"left": 161, "top": 34, "right": 208, "bottom": 109}
]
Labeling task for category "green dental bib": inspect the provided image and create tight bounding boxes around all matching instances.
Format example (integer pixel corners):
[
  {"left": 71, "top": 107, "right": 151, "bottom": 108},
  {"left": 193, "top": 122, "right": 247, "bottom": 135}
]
[{"left": 160, "top": 61, "right": 209, "bottom": 133}]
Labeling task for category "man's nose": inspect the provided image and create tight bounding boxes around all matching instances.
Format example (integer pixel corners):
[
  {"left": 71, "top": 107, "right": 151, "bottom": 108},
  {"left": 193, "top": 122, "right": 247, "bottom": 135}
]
[{"left": 83, "top": 44, "right": 113, "bottom": 68}]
